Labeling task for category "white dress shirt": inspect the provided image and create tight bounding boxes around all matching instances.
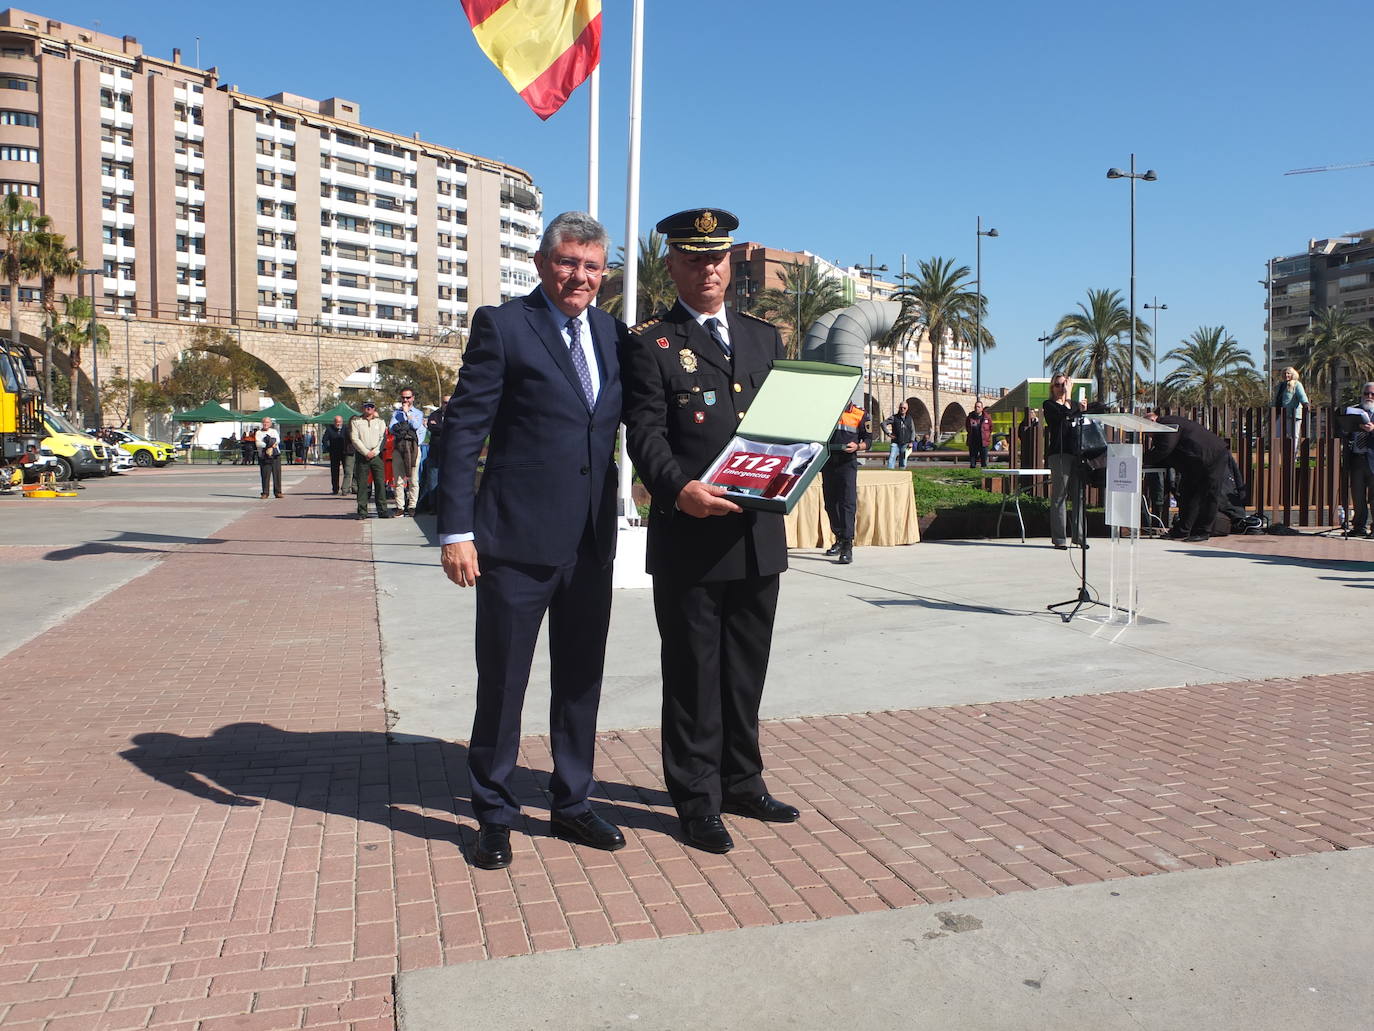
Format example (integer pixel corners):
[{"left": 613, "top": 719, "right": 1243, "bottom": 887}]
[{"left": 677, "top": 299, "right": 732, "bottom": 354}]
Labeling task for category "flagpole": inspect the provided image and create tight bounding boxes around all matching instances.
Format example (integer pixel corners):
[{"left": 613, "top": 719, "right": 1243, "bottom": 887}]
[
  {"left": 617, "top": 0, "right": 643, "bottom": 527},
  {"left": 587, "top": 66, "right": 599, "bottom": 216}
]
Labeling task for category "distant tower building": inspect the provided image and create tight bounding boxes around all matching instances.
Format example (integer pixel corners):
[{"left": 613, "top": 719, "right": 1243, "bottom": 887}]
[{"left": 1268, "top": 230, "right": 1374, "bottom": 372}]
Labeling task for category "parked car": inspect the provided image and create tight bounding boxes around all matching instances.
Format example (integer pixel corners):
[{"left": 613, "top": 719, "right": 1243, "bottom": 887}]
[
  {"left": 41, "top": 410, "right": 112, "bottom": 480},
  {"left": 92, "top": 427, "right": 174, "bottom": 467}
]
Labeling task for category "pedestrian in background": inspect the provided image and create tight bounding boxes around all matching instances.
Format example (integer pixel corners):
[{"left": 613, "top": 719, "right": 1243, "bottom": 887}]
[
  {"left": 965, "top": 400, "right": 992, "bottom": 468},
  {"left": 322, "top": 415, "right": 353, "bottom": 495},
  {"left": 257, "top": 416, "right": 282, "bottom": 500},
  {"left": 350, "top": 402, "right": 391, "bottom": 520},
  {"left": 885, "top": 401, "right": 914, "bottom": 469},
  {"left": 1274, "top": 366, "right": 1308, "bottom": 451},
  {"left": 389, "top": 389, "right": 425, "bottom": 516}
]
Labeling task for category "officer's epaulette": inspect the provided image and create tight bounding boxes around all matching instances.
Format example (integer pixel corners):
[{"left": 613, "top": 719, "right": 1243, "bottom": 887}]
[
  {"left": 736, "top": 310, "right": 774, "bottom": 326},
  {"left": 630, "top": 312, "right": 667, "bottom": 334}
]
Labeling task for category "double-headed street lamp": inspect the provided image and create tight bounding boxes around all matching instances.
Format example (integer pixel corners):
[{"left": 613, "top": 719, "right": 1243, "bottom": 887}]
[
  {"left": 1106, "top": 156, "right": 1157, "bottom": 410},
  {"left": 78, "top": 268, "right": 102, "bottom": 427},
  {"left": 974, "top": 216, "right": 998, "bottom": 398},
  {"left": 854, "top": 254, "right": 888, "bottom": 416},
  {"left": 1142, "top": 299, "right": 1166, "bottom": 410},
  {"left": 1037, "top": 332, "right": 1055, "bottom": 377}
]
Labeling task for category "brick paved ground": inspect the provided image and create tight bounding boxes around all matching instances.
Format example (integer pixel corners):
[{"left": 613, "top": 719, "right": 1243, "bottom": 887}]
[{"left": 1, "top": 477, "right": 1371, "bottom": 1029}]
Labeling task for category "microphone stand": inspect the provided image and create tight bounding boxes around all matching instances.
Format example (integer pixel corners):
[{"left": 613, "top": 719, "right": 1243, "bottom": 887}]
[{"left": 1048, "top": 412, "right": 1110, "bottom": 622}]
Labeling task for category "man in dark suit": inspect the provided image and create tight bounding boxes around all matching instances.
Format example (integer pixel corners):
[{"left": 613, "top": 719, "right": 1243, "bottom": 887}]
[
  {"left": 1144, "top": 413, "right": 1231, "bottom": 542},
  {"left": 622, "top": 207, "right": 800, "bottom": 855},
  {"left": 438, "top": 211, "right": 630, "bottom": 870}
]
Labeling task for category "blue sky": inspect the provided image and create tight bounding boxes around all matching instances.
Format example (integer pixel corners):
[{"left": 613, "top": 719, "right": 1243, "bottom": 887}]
[{"left": 44, "top": 0, "right": 1374, "bottom": 390}]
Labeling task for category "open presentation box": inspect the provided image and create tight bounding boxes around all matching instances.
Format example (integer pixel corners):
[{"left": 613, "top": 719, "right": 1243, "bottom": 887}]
[{"left": 699, "top": 359, "right": 863, "bottom": 513}]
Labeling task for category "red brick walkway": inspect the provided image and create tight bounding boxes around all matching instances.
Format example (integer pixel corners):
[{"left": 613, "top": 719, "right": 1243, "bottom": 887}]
[{"left": 1, "top": 475, "right": 1371, "bottom": 1029}]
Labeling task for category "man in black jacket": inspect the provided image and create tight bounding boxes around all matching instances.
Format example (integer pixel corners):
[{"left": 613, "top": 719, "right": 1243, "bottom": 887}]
[
  {"left": 322, "top": 415, "right": 353, "bottom": 495},
  {"left": 1144, "top": 413, "right": 1230, "bottom": 542},
  {"left": 622, "top": 207, "right": 799, "bottom": 856}
]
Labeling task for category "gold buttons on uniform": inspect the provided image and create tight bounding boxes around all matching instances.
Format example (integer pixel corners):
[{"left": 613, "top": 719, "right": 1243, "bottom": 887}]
[
  {"left": 733, "top": 383, "right": 742, "bottom": 393},
  {"left": 737, "top": 411, "right": 745, "bottom": 419}
]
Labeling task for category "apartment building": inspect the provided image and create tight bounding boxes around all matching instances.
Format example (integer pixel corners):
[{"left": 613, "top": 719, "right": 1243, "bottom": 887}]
[
  {"left": 1268, "top": 230, "right": 1374, "bottom": 370},
  {"left": 0, "top": 8, "right": 542, "bottom": 338}
]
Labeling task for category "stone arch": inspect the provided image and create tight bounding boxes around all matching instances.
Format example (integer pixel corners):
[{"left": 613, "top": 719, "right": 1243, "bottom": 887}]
[
  {"left": 863, "top": 392, "right": 884, "bottom": 433},
  {"left": 939, "top": 401, "right": 967, "bottom": 434},
  {"left": 178, "top": 339, "right": 298, "bottom": 412}
]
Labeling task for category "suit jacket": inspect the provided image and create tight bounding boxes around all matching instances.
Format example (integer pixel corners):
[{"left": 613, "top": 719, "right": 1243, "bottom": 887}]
[
  {"left": 1144, "top": 415, "right": 1230, "bottom": 471},
  {"left": 438, "top": 289, "right": 628, "bottom": 567},
  {"left": 622, "top": 302, "right": 787, "bottom": 583}
]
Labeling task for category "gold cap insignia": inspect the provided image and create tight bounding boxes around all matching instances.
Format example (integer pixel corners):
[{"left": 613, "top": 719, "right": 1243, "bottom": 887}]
[
  {"left": 694, "top": 210, "right": 718, "bottom": 234},
  {"left": 679, "top": 349, "right": 698, "bottom": 373}
]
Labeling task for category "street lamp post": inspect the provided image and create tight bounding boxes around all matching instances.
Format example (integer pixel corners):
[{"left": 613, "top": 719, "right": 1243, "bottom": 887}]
[
  {"left": 783, "top": 281, "right": 811, "bottom": 360},
  {"left": 78, "top": 267, "right": 102, "bottom": 427},
  {"left": 1106, "top": 156, "right": 1157, "bottom": 410},
  {"left": 854, "top": 254, "right": 887, "bottom": 420},
  {"left": 975, "top": 216, "right": 998, "bottom": 399},
  {"left": 121, "top": 313, "right": 132, "bottom": 428},
  {"left": 1037, "top": 332, "right": 1054, "bottom": 377},
  {"left": 1143, "top": 299, "right": 1167, "bottom": 410}
]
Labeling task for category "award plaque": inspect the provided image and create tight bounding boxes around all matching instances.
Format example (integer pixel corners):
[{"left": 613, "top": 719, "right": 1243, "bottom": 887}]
[{"left": 700, "top": 360, "right": 863, "bottom": 513}]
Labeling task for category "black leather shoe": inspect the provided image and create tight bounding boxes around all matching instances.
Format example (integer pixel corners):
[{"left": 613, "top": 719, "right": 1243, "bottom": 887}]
[
  {"left": 354, "top": 513, "right": 366, "bottom": 520},
  {"left": 681, "top": 815, "right": 734, "bottom": 854},
  {"left": 824, "top": 540, "right": 842, "bottom": 556},
  {"left": 723, "top": 794, "right": 801, "bottom": 823},
  {"left": 472, "top": 823, "right": 512, "bottom": 870},
  {"left": 551, "top": 810, "right": 626, "bottom": 851},
  {"left": 837, "top": 540, "right": 853, "bottom": 564}
]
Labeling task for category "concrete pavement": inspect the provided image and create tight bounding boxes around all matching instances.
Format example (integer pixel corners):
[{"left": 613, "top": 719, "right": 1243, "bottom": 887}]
[{"left": 1, "top": 463, "right": 1369, "bottom": 1031}]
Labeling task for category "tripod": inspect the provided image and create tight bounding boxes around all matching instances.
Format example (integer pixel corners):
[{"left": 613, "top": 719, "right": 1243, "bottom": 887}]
[{"left": 1048, "top": 415, "right": 1109, "bottom": 623}]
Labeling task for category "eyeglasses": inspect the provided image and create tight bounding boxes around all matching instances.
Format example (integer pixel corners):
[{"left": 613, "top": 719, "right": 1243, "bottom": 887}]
[
  {"left": 552, "top": 257, "right": 605, "bottom": 276},
  {"left": 1052, "top": 380, "right": 1067, "bottom": 387},
  {"left": 1363, "top": 392, "right": 1374, "bottom": 397},
  {"left": 400, "top": 395, "right": 414, "bottom": 401}
]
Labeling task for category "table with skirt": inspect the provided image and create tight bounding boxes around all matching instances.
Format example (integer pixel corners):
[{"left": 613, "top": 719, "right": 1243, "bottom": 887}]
[{"left": 784, "top": 469, "right": 921, "bottom": 548}]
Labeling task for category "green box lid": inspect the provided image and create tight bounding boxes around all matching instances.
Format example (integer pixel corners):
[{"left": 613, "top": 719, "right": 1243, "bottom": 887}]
[{"left": 738, "top": 360, "right": 864, "bottom": 443}]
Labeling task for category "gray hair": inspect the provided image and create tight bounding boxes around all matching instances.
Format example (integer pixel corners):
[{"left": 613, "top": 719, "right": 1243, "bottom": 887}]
[{"left": 540, "top": 211, "right": 610, "bottom": 257}]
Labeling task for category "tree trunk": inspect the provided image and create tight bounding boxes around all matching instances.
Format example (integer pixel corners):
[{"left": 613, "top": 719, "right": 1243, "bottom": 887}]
[
  {"left": 929, "top": 327, "right": 941, "bottom": 444},
  {"left": 1094, "top": 352, "right": 1108, "bottom": 402},
  {"left": 8, "top": 273, "right": 19, "bottom": 349},
  {"left": 68, "top": 350, "right": 80, "bottom": 420}
]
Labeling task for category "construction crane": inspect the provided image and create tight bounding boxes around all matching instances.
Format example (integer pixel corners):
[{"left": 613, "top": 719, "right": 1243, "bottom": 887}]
[{"left": 1284, "top": 160, "right": 1374, "bottom": 176}]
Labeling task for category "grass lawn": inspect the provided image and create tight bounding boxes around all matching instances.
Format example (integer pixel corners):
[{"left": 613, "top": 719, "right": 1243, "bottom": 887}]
[{"left": 909, "top": 467, "right": 1051, "bottom": 515}]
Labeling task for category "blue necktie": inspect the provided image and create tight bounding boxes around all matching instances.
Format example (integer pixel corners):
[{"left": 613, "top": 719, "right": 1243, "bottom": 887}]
[
  {"left": 566, "top": 316, "right": 595, "bottom": 406},
  {"left": 705, "top": 316, "right": 731, "bottom": 358}
]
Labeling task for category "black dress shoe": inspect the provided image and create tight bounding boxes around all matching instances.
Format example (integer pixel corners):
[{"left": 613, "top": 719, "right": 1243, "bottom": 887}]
[
  {"left": 551, "top": 810, "right": 626, "bottom": 851},
  {"left": 723, "top": 794, "right": 801, "bottom": 823},
  {"left": 837, "top": 540, "right": 853, "bottom": 564},
  {"left": 472, "top": 823, "right": 512, "bottom": 870},
  {"left": 824, "top": 540, "right": 842, "bottom": 556},
  {"left": 1184, "top": 533, "right": 1209, "bottom": 542},
  {"left": 681, "top": 815, "right": 734, "bottom": 854}
]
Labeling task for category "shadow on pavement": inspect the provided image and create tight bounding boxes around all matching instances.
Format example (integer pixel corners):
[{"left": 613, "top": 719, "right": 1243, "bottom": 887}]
[{"left": 120, "top": 722, "right": 676, "bottom": 851}]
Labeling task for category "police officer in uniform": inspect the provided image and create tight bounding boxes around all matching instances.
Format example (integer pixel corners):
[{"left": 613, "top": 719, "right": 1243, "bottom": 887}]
[
  {"left": 622, "top": 208, "right": 800, "bottom": 855},
  {"left": 821, "top": 401, "right": 871, "bottom": 564}
]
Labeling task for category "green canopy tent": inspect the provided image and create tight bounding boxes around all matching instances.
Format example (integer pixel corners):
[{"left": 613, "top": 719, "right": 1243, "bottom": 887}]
[
  {"left": 310, "top": 401, "right": 361, "bottom": 423},
  {"left": 249, "top": 401, "right": 311, "bottom": 425},
  {"left": 170, "top": 402, "right": 250, "bottom": 463},
  {"left": 171, "top": 401, "right": 246, "bottom": 423}
]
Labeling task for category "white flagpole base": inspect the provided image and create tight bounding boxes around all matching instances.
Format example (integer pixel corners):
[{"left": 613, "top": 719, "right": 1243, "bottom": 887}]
[{"left": 613, "top": 524, "right": 652, "bottom": 589}]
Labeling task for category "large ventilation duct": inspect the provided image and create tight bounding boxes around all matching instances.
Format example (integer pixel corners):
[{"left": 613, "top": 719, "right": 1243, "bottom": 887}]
[
  {"left": 800, "top": 310, "right": 841, "bottom": 362},
  {"left": 823, "top": 300, "right": 904, "bottom": 403}
]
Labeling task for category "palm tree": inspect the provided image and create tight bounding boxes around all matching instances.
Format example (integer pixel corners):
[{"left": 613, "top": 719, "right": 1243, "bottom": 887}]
[
  {"left": 598, "top": 230, "right": 675, "bottom": 319},
  {"left": 1294, "top": 307, "right": 1374, "bottom": 404},
  {"left": 22, "top": 229, "right": 81, "bottom": 401},
  {"left": 52, "top": 294, "right": 109, "bottom": 421},
  {"left": 0, "top": 192, "right": 51, "bottom": 350},
  {"left": 888, "top": 256, "right": 983, "bottom": 436},
  {"left": 1048, "top": 288, "right": 1148, "bottom": 402},
  {"left": 750, "top": 261, "right": 845, "bottom": 358},
  {"left": 1160, "top": 326, "right": 1256, "bottom": 408},
  {"left": 1103, "top": 336, "right": 1155, "bottom": 404}
]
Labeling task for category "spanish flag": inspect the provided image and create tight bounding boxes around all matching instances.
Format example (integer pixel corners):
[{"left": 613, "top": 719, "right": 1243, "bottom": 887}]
[{"left": 461, "top": 0, "right": 602, "bottom": 121}]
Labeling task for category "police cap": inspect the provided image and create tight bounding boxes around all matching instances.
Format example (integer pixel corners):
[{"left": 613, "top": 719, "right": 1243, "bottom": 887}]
[{"left": 656, "top": 208, "right": 738, "bottom": 252}]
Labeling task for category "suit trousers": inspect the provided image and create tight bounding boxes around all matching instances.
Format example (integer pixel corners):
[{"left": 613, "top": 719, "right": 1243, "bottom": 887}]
[
  {"left": 1048, "top": 453, "right": 1080, "bottom": 546},
  {"left": 469, "top": 528, "right": 613, "bottom": 825},
  {"left": 354, "top": 453, "right": 388, "bottom": 515},
  {"left": 1177, "top": 457, "right": 1226, "bottom": 535},
  {"left": 258, "top": 456, "right": 281, "bottom": 496},
  {"left": 1350, "top": 454, "right": 1374, "bottom": 533},
  {"left": 653, "top": 571, "right": 779, "bottom": 820},
  {"left": 329, "top": 451, "right": 351, "bottom": 493},
  {"left": 821, "top": 455, "right": 859, "bottom": 540}
]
